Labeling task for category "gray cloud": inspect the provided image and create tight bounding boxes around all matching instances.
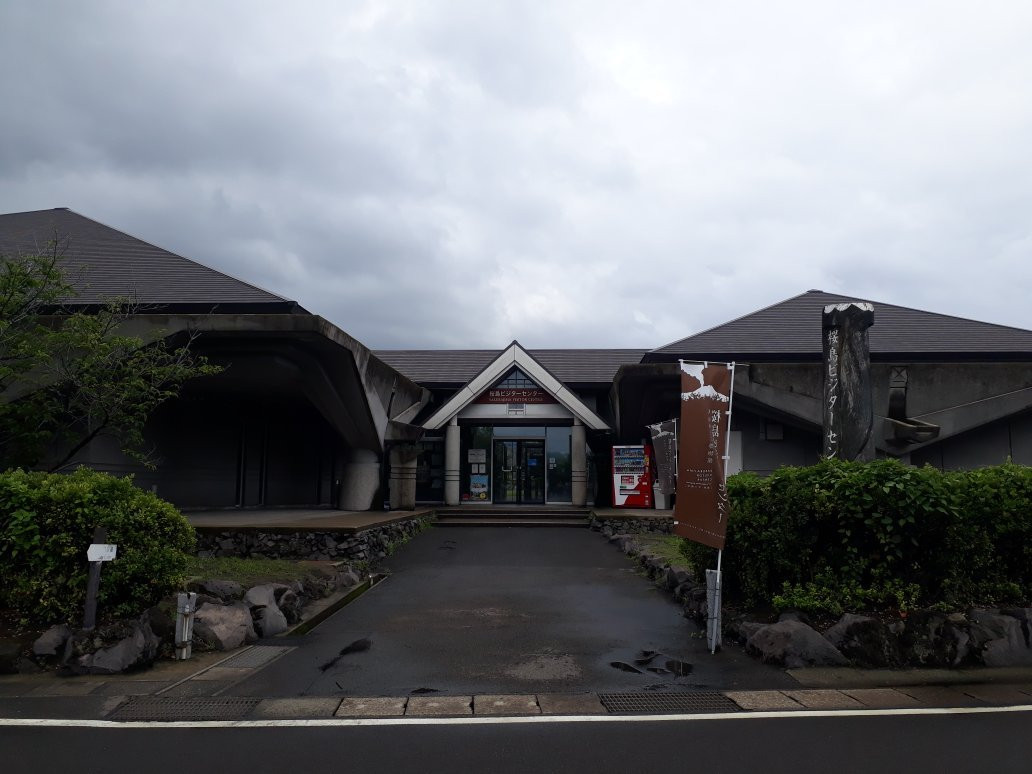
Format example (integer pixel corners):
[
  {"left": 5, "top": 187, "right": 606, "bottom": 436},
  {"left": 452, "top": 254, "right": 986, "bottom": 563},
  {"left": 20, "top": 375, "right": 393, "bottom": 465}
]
[{"left": 2, "top": 0, "right": 1031, "bottom": 349}]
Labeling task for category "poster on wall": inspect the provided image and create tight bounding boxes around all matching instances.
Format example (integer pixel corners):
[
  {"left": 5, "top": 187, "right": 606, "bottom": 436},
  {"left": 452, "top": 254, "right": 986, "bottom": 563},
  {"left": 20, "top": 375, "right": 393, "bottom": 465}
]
[
  {"left": 673, "top": 361, "right": 734, "bottom": 549},
  {"left": 469, "top": 474, "right": 489, "bottom": 500}
]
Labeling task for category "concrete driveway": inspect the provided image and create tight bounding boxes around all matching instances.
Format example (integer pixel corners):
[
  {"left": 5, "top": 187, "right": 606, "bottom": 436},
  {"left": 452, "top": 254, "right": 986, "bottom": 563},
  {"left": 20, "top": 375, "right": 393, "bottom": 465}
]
[{"left": 227, "top": 527, "right": 795, "bottom": 697}]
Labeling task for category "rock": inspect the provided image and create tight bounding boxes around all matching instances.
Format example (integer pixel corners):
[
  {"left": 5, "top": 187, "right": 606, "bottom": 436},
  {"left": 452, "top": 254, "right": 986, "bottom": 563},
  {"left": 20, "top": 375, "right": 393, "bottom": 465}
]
[
  {"left": 823, "top": 613, "right": 902, "bottom": 668},
  {"left": 340, "top": 571, "right": 361, "bottom": 588},
  {"left": 0, "top": 640, "right": 21, "bottom": 674},
  {"left": 663, "top": 568, "right": 691, "bottom": 591},
  {"left": 778, "top": 610, "right": 812, "bottom": 627},
  {"left": 193, "top": 602, "right": 258, "bottom": 650},
  {"left": 273, "top": 585, "right": 303, "bottom": 625},
  {"left": 33, "top": 624, "right": 72, "bottom": 658},
  {"left": 899, "top": 611, "right": 971, "bottom": 667},
  {"left": 77, "top": 620, "right": 160, "bottom": 674},
  {"left": 746, "top": 621, "right": 849, "bottom": 668},
  {"left": 969, "top": 609, "right": 1032, "bottom": 667},
  {"left": 732, "top": 621, "right": 767, "bottom": 643},
  {"left": 189, "top": 579, "right": 244, "bottom": 601},
  {"left": 244, "top": 584, "right": 290, "bottom": 637},
  {"left": 145, "top": 601, "right": 176, "bottom": 640}
]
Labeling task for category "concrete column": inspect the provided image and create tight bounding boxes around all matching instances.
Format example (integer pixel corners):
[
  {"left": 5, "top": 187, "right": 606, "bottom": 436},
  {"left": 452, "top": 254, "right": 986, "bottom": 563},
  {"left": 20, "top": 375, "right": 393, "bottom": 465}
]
[
  {"left": 339, "top": 448, "right": 380, "bottom": 511},
  {"left": 389, "top": 445, "right": 419, "bottom": 511},
  {"left": 571, "top": 420, "right": 587, "bottom": 507},
  {"left": 444, "top": 419, "right": 460, "bottom": 506}
]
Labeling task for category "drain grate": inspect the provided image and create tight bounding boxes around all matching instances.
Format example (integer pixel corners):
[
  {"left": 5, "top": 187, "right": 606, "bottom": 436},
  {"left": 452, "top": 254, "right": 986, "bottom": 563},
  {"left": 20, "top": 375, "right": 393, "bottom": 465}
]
[
  {"left": 598, "top": 692, "right": 740, "bottom": 714},
  {"left": 109, "top": 697, "right": 261, "bottom": 722},
  {"left": 216, "top": 645, "right": 294, "bottom": 669}
]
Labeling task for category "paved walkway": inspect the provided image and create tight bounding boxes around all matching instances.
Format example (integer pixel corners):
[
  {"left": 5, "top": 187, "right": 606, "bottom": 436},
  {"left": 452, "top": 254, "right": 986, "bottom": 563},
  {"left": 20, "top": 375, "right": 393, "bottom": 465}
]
[{"left": 221, "top": 527, "right": 792, "bottom": 698}]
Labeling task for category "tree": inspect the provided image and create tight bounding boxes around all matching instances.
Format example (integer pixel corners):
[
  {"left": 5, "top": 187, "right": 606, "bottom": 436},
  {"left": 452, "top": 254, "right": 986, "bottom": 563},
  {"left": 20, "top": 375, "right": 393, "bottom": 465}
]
[{"left": 0, "top": 242, "right": 222, "bottom": 470}]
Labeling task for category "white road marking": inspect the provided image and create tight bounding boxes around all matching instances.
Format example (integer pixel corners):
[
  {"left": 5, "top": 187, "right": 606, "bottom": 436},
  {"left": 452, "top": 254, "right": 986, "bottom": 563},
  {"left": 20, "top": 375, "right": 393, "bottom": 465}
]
[{"left": 0, "top": 704, "right": 1029, "bottom": 729}]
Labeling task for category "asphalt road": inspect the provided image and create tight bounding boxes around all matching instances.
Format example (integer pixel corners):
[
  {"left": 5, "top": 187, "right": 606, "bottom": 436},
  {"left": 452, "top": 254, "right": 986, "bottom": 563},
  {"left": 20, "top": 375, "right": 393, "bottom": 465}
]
[
  {"left": 227, "top": 527, "right": 794, "bottom": 697},
  {"left": 2, "top": 710, "right": 1029, "bottom": 774}
]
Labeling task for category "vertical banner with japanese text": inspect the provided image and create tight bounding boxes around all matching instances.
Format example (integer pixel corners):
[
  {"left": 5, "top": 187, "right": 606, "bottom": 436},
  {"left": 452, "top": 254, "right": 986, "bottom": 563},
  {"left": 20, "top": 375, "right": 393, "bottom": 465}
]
[{"left": 673, "top": 361, "right": 734, "bottom": 550}]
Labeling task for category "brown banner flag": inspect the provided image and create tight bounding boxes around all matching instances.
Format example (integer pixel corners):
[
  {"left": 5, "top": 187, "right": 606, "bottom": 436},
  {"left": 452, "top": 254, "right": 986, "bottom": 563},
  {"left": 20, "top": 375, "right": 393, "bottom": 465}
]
[{"left": 674, "top": 361, "right": 733, "bottom": 550}]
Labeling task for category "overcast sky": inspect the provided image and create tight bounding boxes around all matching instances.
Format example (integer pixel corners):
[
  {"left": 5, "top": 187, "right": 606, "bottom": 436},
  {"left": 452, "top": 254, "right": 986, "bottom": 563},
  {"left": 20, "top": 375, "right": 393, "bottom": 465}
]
[{"left": 2, "top": 1, "right": 1031, "bottom": 349}]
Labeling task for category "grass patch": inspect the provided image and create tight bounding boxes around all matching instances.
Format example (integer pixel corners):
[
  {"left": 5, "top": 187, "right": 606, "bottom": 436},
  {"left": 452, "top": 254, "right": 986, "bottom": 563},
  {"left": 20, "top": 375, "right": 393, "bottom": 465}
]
[
  {"left": 185, "top": 557, "right": 320, "bottom": 588},
  {"left": 635, "top": 534, "right": 691, "bottom": 569}
]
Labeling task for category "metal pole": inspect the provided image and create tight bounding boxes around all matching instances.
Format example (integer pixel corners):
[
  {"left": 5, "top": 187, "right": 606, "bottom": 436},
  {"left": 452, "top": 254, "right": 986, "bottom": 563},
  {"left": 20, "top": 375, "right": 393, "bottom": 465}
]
[
  {"left": 82, "top": 526, "right": 107, "bottom": 632},
  {"left": 709, "top": 362, "right": 736, "bottom": 655}
]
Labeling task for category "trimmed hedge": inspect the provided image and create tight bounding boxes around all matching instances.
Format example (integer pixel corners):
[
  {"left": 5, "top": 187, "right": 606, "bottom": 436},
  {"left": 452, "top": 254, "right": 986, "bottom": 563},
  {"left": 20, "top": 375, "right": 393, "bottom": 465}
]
[
  {"left": 0, "top": 468, "right": 195, "bottom": 623},
  {"left": 680, "top": 459, "right": 1032, "bottom": 615}
]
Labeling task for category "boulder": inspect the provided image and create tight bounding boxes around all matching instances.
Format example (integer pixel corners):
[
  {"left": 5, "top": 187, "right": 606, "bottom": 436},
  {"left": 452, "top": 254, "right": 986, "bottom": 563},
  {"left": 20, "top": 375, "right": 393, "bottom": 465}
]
[
  {"left": 899, "top": 611, "right": 971, "bottom": 667},
  {"left": 33, "top": 624, "right": 73, "bottom": 658},
  {"left": 746, "top": 621, "right": 849, "bottom": 668},
  {"left": 188, "top": 579, "right": 244, "bottom": 602},
  {"left": 778, "top": 610, "right": 813, "bottom": 627},
  {"left": 969, "top": 609, "right": 1032, "bottom": 667},
  {"left": 273, "top": 586, "right": 303, "bottom": 624},
  {"left": 0, "top": 640, "right": 21, "bottom": 674},
  {"left": 731, "top": 620, "right": 767, "bottom": 644},
  {"left": 823, "top": 613, "right": 902, "bottom": 668},
  {"left": 193, "top": 602, "right": 258, "bottom": 650},
  {"left": 76, "top": 620, "right": 160, "bottom": 674},
  {"left": 664, "top": 568, "right": 692, "bottom": 591},
  {"left": 244, "top": 584, "right": 290, "bottom": 637},
  {"left": 340, "top": 571, "right": 361, "bottom": 588}
]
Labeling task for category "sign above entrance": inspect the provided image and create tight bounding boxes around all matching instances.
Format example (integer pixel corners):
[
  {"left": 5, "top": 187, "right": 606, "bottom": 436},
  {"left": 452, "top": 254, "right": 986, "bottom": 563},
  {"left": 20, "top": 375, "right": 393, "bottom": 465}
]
[{"left": 474, "top": 387, "right": 557, "bottom": 404}]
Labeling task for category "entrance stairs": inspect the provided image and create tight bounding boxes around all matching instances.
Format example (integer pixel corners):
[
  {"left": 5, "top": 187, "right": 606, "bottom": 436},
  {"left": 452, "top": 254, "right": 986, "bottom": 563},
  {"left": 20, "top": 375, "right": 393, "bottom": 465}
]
[{"left": 433, "top": 506, "right": 590, "bottom": 527}]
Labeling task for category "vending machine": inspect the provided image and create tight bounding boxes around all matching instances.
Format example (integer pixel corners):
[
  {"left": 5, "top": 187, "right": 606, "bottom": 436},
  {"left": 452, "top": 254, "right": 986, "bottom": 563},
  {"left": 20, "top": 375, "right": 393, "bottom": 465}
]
[{"left": 611, "top": 444, "right": 654, "bottom": 508}]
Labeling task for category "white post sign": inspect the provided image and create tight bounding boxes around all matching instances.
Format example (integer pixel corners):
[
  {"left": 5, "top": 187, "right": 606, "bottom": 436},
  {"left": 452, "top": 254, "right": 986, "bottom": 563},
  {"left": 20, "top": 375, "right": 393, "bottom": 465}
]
[{"left": 87, "top": 543, "right": 118, "bottom": 562}]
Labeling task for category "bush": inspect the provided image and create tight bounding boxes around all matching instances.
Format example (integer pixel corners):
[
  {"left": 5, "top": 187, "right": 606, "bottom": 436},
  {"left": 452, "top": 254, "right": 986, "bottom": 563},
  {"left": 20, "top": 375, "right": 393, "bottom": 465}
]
[
  {"left": 0, "top": 468, "right": 195, "bottom": 623},
  {"left": 680, "top": 459, "right": 1032, "bottom": 615}
]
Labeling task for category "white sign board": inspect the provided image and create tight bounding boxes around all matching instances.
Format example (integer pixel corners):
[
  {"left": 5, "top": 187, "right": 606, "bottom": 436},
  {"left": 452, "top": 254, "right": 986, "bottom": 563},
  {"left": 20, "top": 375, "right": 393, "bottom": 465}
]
[{"left": 87, "top": 543, "right": 118, "bottom": 562}]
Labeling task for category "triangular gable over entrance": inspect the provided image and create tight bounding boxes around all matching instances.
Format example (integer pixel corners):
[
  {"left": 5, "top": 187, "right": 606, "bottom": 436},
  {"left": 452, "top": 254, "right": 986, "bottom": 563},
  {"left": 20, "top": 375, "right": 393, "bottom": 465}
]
[
  {"left": 423, "top": 341, "right": 610, "bottom": 431},
  {"left": 473, "top": 366, "right": 559, "bottom": 405}
]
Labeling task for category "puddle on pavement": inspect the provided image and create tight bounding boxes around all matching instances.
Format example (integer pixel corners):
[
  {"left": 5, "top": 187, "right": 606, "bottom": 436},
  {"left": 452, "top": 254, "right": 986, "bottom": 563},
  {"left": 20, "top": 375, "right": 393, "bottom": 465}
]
[{"left": 609, "top": 650, "right": 693, "bottom": 678}]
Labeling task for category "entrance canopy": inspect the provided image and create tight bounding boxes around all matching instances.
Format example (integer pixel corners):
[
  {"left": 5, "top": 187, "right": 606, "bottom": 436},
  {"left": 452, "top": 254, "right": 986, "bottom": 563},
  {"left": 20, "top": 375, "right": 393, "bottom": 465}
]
[{"left": 422, "top": 341, "right": 611, "bottom": 431}]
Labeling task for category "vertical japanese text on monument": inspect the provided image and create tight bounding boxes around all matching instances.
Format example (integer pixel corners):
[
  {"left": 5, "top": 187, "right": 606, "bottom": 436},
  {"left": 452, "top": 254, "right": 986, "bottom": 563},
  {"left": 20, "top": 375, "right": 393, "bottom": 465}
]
[{"left": 825, "top": 327, "right": 840, "bottom": 458}]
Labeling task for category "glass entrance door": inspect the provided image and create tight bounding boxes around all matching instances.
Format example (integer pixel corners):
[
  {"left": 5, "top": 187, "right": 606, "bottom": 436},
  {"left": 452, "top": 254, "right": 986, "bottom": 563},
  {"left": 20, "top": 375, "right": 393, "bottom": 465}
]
[{"left": 492, "top": 439, "right": 545, "bottom": 504}]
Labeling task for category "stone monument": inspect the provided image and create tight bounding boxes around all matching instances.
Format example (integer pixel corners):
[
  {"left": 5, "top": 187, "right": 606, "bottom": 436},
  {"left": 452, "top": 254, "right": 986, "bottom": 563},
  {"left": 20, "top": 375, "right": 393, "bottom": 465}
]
[{"left": 822, "top": 301, "right": 875, "bottom": 461}]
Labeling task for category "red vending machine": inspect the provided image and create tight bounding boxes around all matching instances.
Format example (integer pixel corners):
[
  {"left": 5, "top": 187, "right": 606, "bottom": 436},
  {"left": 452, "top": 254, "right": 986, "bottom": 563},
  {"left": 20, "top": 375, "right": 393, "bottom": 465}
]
[{"left": 611, "top": 445, "right": 654, "bottom": 508}]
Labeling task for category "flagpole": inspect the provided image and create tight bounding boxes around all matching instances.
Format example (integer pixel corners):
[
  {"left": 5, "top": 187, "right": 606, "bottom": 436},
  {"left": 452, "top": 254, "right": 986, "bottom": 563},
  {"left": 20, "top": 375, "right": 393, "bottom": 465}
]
[{"left": 710, "top": 361, "right": 736, "bottom": 655}]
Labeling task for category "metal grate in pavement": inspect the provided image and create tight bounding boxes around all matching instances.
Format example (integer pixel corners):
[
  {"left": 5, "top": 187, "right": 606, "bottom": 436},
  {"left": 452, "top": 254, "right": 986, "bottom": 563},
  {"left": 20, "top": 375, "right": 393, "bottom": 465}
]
[
  {"left": 598, "top": 692, "right": 740, "bottom": 714},
  {"left": 109, "top": 697, "right": 262, "bottom": 721},
  {"left": 216, "top": 645, "right": 294, "bottom": 669}
]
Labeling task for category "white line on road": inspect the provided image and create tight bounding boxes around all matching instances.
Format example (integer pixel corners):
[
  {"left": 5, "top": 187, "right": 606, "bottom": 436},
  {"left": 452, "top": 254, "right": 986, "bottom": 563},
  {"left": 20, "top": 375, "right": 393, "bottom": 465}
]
[{"left": 1, "top": 704, "right": 1030, "bottom": 729}]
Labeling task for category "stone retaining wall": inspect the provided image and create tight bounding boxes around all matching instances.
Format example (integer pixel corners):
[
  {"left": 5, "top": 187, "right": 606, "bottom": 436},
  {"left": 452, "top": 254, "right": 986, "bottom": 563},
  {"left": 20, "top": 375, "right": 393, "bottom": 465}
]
[
  {"left": 589, "top": 515, "right": 673, "bottom": 535},
  {"left": 195, "top": 514, "right": 434, "bottom": 563}
]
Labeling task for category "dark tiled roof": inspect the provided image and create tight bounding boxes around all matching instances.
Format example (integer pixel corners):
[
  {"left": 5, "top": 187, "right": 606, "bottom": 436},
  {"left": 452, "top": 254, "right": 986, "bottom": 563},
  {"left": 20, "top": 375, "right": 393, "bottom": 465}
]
[
  {"left": 0, "top": 208, "right": 299, "bottom": 310},
  {"left": 374, "top": 348, "right": 648, "bottom": 385},
  {"left": 647, "top": 290, "right": 1032, "bottom": 359}
]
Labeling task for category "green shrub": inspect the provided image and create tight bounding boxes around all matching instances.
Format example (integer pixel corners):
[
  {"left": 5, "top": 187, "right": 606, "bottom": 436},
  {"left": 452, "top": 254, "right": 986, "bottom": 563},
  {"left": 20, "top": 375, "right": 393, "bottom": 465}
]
[
  {"left": 0, "top": 468, "right": 195, "bottom": 623},
  {"left": 680, "top": 459, "right": 1032, "bottom": 613}
]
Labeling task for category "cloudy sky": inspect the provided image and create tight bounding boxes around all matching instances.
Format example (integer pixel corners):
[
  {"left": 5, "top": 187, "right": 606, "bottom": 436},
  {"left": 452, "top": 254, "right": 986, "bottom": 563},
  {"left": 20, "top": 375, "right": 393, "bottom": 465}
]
[{"left": 2, "top": 1, "right": 1031, "bottom": 349}]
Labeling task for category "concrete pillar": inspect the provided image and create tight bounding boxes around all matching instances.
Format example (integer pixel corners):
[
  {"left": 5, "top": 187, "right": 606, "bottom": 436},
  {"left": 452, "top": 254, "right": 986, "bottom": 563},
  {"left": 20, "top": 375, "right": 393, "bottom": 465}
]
[
  {"left": 339, "top": 448, "right": 381, "bottom": 511},
  {"left": 444, "top": 419, "right": 460, "bottom": 506},
  {"left": 389, "top": 445, "right": 419, "bottom": 511},
  {"left": 571, "top": 420, "right": 587, "bottom": 507}
]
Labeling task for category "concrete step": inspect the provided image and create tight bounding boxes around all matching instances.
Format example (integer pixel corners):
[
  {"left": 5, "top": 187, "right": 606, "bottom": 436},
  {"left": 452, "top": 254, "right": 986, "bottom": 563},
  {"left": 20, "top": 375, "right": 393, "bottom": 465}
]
[
  {"left": 434, "top": 508, "right": 590, "bottom": 520},
  {"left": 435, "top": 518, "right": 588, "bottom": 528}
]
